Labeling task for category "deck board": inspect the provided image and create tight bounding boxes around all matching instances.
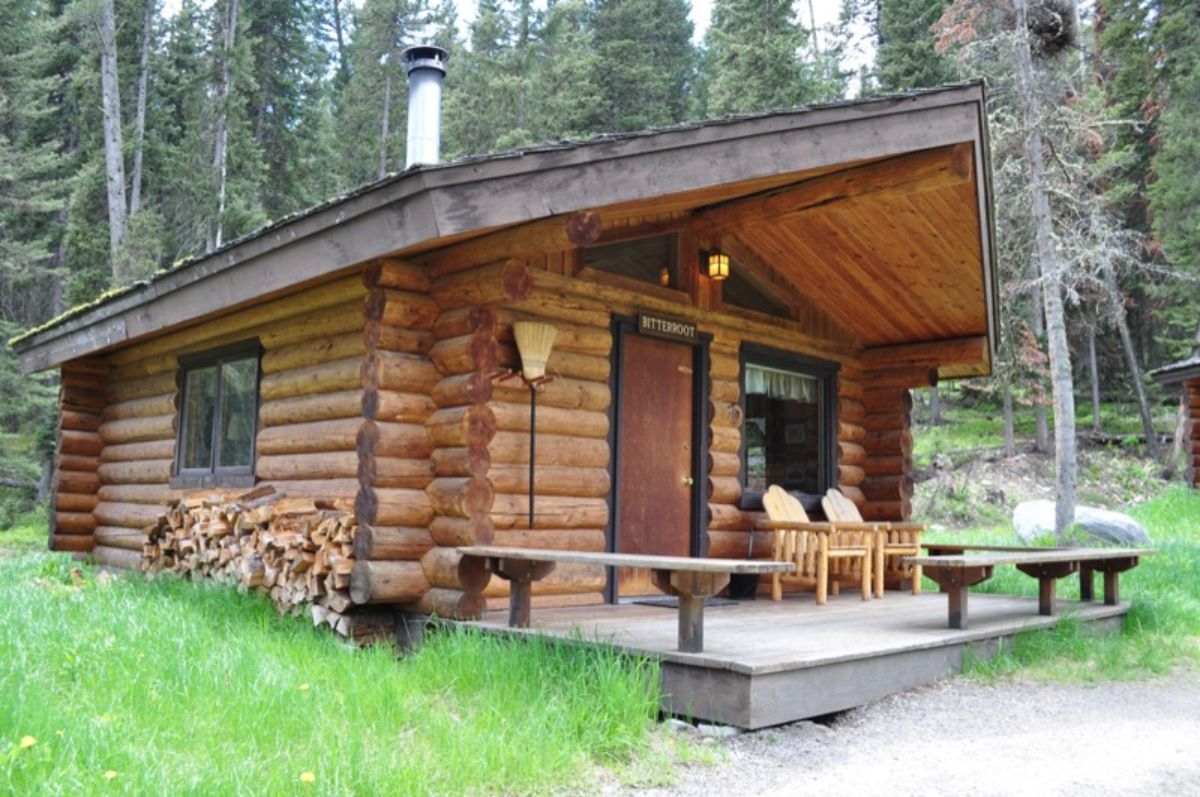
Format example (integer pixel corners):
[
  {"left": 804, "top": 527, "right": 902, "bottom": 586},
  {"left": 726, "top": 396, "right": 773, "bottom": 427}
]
[{"left": 464, "top": 592, "right": 1128, "bottom": 728}]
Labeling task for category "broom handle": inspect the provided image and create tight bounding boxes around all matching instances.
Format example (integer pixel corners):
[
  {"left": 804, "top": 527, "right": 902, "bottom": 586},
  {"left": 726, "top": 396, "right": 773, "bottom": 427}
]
[{"left": 529, "top": 383, "right": 536, "bottom": 530}]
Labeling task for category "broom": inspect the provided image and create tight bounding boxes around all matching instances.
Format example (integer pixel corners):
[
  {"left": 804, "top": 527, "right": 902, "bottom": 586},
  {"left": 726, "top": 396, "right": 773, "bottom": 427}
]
[{"left": 513, "top": 322, "right": 558, "bottom": 529}]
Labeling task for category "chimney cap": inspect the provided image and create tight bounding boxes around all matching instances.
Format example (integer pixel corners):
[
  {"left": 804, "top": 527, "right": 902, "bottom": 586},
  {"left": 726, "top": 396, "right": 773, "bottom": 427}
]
[{"left": 402, "top": 45, "right": 449, "bottom": 76}]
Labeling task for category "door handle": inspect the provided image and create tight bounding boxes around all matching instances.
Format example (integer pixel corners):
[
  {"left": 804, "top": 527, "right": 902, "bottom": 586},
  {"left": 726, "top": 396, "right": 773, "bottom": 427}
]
[{"left": 681, "top": 476, "right": 694, "bottom": 487}]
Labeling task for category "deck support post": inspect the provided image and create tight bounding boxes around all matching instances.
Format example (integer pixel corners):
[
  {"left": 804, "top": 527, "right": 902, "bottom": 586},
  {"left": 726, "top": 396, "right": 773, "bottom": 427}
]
[
  {"left": 1079, "top": 565, "right": 1094, "bottom": 601},
  {"left": 652, "top": 570, "right": 731, "bottom": 653},
  {"left": 1016, "top": 561, "right": 1078, "bottom": 616},
  {"left": 1090, "top": 556, "right": 1139, "bottom": 606},
  {"left": 921, "top": 564, "right": 993, "bottom": 629}
]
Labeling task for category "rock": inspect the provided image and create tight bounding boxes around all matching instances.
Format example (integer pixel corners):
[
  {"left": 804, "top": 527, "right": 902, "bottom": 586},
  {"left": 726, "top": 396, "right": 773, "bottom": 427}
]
[
  {"left": 1012, "top": 500, "right": 1151, "bottom": 546},
  {"left": 697, "top": 722, "right": 743, "bottom": 738},
  {"left": 663, "top": 718, "right": 694, "bottom": 734}
]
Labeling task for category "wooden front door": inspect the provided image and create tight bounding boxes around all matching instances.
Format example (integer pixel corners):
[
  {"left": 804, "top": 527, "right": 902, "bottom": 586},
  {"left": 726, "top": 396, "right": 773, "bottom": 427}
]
[{"left": 615, "top": 332, "right": 696, "bottom": 596}]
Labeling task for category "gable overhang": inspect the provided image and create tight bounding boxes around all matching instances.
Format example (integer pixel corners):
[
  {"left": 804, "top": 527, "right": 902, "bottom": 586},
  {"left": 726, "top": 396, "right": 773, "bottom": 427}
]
[{"left": 13, "top": 82, "right": 997, "bottom": 375}]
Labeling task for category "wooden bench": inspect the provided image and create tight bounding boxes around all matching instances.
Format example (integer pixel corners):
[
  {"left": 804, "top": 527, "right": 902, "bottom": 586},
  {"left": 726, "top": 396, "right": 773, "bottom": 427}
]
[
  {"left": 458, "top": 546, "right": 793, "bottom": 653},
  {"left": 903, "top": 547, "right": 1154, "bottom": 629}
]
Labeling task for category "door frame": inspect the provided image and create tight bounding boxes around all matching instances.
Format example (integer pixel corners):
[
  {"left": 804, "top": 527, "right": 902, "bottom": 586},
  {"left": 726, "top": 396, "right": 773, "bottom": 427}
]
[{"left": 605, "top": 313, "right": 712, "bottom": 602}]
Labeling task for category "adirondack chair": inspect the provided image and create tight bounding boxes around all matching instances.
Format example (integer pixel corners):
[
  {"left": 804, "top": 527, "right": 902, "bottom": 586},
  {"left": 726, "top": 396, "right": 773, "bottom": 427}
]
[
  {"left": 760, "top": 485, "right": 872, "bottom": 604},
  {"left": 823, "top": 488, "right": 924, "bottom": 598}
]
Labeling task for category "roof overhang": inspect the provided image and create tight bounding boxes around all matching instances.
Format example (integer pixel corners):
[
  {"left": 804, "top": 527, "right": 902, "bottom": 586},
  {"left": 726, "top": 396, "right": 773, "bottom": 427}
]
[
  {"left": 1151, "top": 355, "right": 1200, "bottom": 386},
  {"left": 13, "top": 83, "right": 997, "bottom": 374}
]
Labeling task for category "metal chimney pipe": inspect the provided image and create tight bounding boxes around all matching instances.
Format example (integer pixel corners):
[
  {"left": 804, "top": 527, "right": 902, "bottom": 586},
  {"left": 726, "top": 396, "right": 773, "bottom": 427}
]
[{"left": 402, "top": 45, "right": 449, "bottom": 168}]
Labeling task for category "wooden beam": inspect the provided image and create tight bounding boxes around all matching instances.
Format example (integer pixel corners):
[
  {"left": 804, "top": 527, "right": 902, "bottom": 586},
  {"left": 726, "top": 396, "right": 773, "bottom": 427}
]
[
  {"left": 861, "top": 336, "right": 988, "bottom": 371},
  {"left": 423, "top": 212, "right": 601, "bottom": 276},
  {"left": 692, "top": 142, "right": 973, "bottom": 234}
]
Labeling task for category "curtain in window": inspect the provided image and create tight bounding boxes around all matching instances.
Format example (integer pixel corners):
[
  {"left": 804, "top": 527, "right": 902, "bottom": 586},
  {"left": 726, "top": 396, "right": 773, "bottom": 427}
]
[{"left": 744, "top": 364, "right": 819, "bottom": 402}]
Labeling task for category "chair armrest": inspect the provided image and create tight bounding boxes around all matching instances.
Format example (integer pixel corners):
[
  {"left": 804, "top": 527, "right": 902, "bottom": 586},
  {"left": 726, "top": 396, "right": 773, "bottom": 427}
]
[
  {"left": 828, "top": 521, "right": 886, "bottom": 532},
  {"left": 757, "top": 520, "right": 834, "bottom": 532},
  {"left": 886, "top": 522, "right": 926, "bottom": 533}
]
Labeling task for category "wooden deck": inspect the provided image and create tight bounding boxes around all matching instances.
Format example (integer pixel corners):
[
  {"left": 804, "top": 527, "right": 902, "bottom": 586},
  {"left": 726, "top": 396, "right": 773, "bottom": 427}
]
[{"left": 466, "top": 592, "right": 1129, "bottom": 729}]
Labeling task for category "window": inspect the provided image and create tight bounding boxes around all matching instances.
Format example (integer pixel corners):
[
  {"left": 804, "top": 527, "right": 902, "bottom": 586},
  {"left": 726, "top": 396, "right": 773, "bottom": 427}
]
[
  {"left": 582, "top": 234, "right": 680, "bottom": 289},
  {"left": 174, "top": 342, "right": 261, "bottom": 487},
  {"left": 740, "top": 346, "right": 837, "bottom": 498},
  {"left": 720, "top": 259, "right": 790, "bottom": 319}
]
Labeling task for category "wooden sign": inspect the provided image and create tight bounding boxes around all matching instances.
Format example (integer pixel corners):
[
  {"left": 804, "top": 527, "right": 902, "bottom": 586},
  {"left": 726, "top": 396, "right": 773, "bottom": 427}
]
[{"left": 638, "top": 312, "right": 697, "bottom": 342}]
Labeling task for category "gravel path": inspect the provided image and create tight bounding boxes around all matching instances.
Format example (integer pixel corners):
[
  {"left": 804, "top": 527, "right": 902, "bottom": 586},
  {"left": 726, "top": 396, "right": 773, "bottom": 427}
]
[{"left": 639, "top": 673, "right": 1200, "bottom": 796}]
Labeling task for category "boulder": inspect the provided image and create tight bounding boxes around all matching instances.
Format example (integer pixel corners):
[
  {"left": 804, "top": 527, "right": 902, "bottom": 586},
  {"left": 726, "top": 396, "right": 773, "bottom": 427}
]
[{"left": 1012, "top": 500, "right": 1151, "bottom": 546}]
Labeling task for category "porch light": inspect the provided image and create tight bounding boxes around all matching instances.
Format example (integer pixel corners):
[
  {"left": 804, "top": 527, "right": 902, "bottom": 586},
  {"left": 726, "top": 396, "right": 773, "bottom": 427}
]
[{"left": 707, "top": 250, "right": 730, "bottom": 281}]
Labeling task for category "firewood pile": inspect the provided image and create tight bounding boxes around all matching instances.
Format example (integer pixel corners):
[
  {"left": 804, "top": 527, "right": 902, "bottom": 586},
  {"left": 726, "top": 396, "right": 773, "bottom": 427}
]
[{"left": 140, "top": 486, "right": 394, "bottom": 644}]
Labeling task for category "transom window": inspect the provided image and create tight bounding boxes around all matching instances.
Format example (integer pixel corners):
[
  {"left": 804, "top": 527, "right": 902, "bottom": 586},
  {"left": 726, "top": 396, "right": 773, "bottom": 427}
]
[
  {"left": 582, "top": 233, "right": 680, "bottom": 289},
  {"left": 740, "top": 346, "right": 837, "bottom": 498},
  {"left": 174, "top": 341, "right": 260, "bottom": 486}
]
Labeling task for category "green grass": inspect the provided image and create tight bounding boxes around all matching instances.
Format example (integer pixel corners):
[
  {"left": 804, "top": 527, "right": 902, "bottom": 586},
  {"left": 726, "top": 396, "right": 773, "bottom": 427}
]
[
  {"left": 0, "top": 510, "right": 50, "bottom": 558},
  {"left": 930, "top": 486, "right": 1200, "bottom": 682},
  {"left": 0, "top": 550, "right": 665, "bottom": 795}
]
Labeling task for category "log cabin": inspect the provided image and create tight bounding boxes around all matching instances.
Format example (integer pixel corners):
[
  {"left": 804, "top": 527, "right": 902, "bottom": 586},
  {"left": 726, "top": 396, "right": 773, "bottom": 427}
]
[
  {"left": 1151, "top": 346, "right": 1200, "bottom": 489},
  {"left": 12, "top": 58, "right": 998, "bottom": 620}
]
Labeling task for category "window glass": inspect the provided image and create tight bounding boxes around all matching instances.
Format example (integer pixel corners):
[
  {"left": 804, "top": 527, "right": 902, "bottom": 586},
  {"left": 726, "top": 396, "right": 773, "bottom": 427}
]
[
  {"left": 217, "top": 358, "right": 257, "bottom": 468},
  {"left": 721, "top": 263, "right": 790, "bottom": 319},
  {"left": 181, "top": 365, "right": 218, "bottom": 470},
  {"left": 743, "top": 363, "right": 823, "bottom": 494},
  {"left": 583, "top": 234, "right": 678, "bottom": 289}
]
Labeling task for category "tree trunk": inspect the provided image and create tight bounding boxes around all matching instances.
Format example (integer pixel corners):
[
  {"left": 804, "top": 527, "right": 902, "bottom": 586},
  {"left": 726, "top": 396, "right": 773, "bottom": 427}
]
[
  {"left": 331, "top": 0, "right": 348, "bottom": 83},
  {"left": 1169, "top": 395, "right": 1187, "bottom": 478},
  {"left": 211, "top": 0, "right": 238, "bottom": 251},
  {"left": 129, "top": 0, "right": 155, "bottom": 217},
  {"left": 379, "top": 64, "right": 392, "bottom": 180},
  {"left": 1087, "top": 323, "right": 1102, "bottom": 434},
  {"left": 928, "top": 385, "right": 942, "bottom": 426},
  {"left": 1003, "top": 382, "right": 1016, "bottom": 458},
  {"left": 98, "top": 0, "right": 127, "bottom": 269},
  {"left": 1103, "top": 266, "right": 1158, "bottom": 458},
  {"left": 1015, "top": 0, "right": 1075, "bottom": 535}
]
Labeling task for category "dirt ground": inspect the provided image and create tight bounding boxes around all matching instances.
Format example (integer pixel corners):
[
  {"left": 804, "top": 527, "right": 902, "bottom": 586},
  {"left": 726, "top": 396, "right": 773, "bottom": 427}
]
[{"left": 638, "top": 672, "right": 1200, "bottom": 796}]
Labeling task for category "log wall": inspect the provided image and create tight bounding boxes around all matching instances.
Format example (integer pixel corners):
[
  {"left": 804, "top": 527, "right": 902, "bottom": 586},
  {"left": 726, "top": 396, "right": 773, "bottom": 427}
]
[
  {"left": 49, "top": 359, "right": 107, "bottom": 554},
  {"left": 1188, "top": 378, "right": 1199, "bottom": 489}
]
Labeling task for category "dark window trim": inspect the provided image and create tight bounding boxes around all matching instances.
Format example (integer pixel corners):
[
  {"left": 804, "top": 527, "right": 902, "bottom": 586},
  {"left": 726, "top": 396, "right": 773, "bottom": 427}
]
[
  {"left": 171, "top": 339, "right": 263, "bottom": 489},
  {"left": 737, "top": 343, "right": 839, "bottom": 510}
]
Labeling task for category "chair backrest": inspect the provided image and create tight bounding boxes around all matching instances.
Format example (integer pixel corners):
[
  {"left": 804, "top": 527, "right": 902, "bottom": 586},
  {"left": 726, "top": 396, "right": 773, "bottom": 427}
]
[
  {"left": 764, "top": 485, "right": 810, "bottom": 524},
  {"left": 822, "top": 488, "right": 864, "bottom": 523}
]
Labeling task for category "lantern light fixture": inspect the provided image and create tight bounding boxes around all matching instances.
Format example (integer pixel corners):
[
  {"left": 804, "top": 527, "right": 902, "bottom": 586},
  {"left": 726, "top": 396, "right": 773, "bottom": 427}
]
[{"left": 707, "top": 250, "right": 730, "bottom": 281}]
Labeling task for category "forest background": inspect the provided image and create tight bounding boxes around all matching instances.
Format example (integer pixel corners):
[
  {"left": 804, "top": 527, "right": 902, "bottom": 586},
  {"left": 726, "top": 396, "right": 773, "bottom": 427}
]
[{"left": 0, "top": 0, "right": 1197, "bottom": 529}]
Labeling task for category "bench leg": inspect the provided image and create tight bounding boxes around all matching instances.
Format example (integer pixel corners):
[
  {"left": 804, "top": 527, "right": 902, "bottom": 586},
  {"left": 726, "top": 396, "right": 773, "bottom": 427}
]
[
  {"left": 923, "top": 565, "right": 994, "bottom": 630},
  {"left": 1038, "top": 577, "right": 1056, "bottom": 616},
  {"left": 652, "top": 570, "right": 730, "bottom": 653},
  {"left": 1080, "top": 565, "right": 1094, "bottom": 602},
  {"left": 1090, "top": 557, "right": 1139, "bottom": 606},
  {"left": 948, "top": 585, "right": 968, "bottom": 630},
  {"left": 484, "top": 558, "right": 556, "bottom": 629},
  {"left": 1103, "top": 571, "right": 1119, "bottom": 606},
  {"left": 1016, "top": 561, "right": 1078, "bottom": 617}
]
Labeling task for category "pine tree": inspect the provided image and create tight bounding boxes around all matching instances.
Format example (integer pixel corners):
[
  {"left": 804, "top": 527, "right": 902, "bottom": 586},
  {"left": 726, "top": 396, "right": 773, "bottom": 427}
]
[
  {"left": 591, "top": 0, "right": 693, "bottom": 130},
  {"left": 876, "top": 0, "right": 956, "bottom": 90}
]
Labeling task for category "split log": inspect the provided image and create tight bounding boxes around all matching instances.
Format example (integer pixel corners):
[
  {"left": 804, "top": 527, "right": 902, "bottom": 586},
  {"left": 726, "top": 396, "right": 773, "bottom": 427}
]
[
  {"left": 97, "top": 459, "right": 172, "bottom": 485},
  {"left": 93, "top": 545, "right": 142, "bottom": 570},
  {"left": 353, "top": 526, "right": 434, "bottom": 561},
  {"left": 421, "top": 547, "right": 491, "bottom": 592},
  {"left": 428, "top": 516, "right": 495, "bottom": 547},
  {"left": 99, "top": 439, "right": 175, "bottom": 462},
  {"left": 98, "top": 415, "right": 175, "bottom": 445},
  {"left": 488, "top": 465, "right": 611, "bottom": 498},
  {"left": 260, "top": 332, "right": 365, "bottom": 374},
  {"left": 349, "top": 560, "right": 430, "bottom": 604},
  {"left": 259, "top": 356, "right": 362, "bottom": 402},
  {"left": 260, "top": 391, "right": 363, "bottom": 427},
  {"left": 257, "top": 418, "right": 362, "bottom": 455}
]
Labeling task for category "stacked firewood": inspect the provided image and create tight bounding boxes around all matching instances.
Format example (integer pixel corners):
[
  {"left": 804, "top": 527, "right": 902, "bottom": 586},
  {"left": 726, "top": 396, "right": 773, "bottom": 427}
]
[{"left": 140, "top": 486, "right": 394, "bottom": 644}]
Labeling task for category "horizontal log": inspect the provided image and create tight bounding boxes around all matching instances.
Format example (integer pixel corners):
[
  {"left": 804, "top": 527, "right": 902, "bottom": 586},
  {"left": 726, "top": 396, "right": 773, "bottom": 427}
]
[
  {"left": 353, "top": 525, "right": 434, "bottom": 561},
  {"left": 98, "top": 415, "right": 175, "bottom": 445},
  {"left": 61, "top": 410, "right": 103, "bottom": 433},
  {"left": 861, "top": 475, "right": 915, "bottom": 501},
  {"left": 709, "top": 451, "right": 741, "bottom": 477},
  {"left": 497, "top": 345, "right": 611, "bottom": 383},
  {"left": 357, "top": 421, "right": 431, "bottom": 460},
  {"left": 710, "top": 426, "right": 741, "bottom": 454},
  {"left": 490, "top": 495, "right": 608, "bottom": 530},
  {"left": 863, "top": 455, "right": 908, "bottom": 476},
  {"left": 863, "top": 412, "right": 905, "bottom": 432},
  {"left": 429, "top": 260, "right": 534, "bottom": 308},
  {"left": 840, "top": 485, "right": 867, "bottom": 506},
  {"left": 861, "top": 389, "right": 908, "bottom": 415},
  {"left": 259, "top": 356, "right": 362, "bottom": 402},
  {"left": 864, "top": 429, "right": 914, "bottom": 457},
  {"left": 431, "top": 447, "right": 491, "bottom": 478},
  {"left": 426, "top": 405, "right": 497, "bottom": 449},
  {"left": 492, "top": 377, "right": 610, "bottom": 412},
  {"left": 260, "top": 390, "right": 363, "bottom": 427},
  {"left": 710, "top": 379, "right": 740, "bottom": 404},
  {"left": 61, "top": 370, "right": 108, "bottom": 392},
  {"left": 860, "top": 336, "right": 988, "bottom": 371},
  {"left": 364, "top": 288, "right": 440, "bottom": 330},
  {"left": 429, "top": 333, "right": 499, "bottom": 376},
  {"left": 404, "top": 588, "right": 485, "bottom": 620},
  {"left": 708, "top": 475, "right": 742, "bottom": 505},
  {"left": 363, "top": 351, "right": 442, "bottom": 394},
  {"left": 838, "top": 378, "right": 864, "bottom": 401},
  {"left": 421, "top": 546, "right": 491, "bottom": 592},
  {"left": 103, "top": 393, "right": 177, "bottom": 421},
  {"left": 363, "top": 321, "right": 435, "bottom": 355},
  {"left": 488, "top": 465, "right": 611, "bottom": 498},
  {"left": 60, "top": 430, "right": 104, "bottom": 458},
  {"left": 860, "top": 499, "right": 911, "bottom": 522},
  {"left": 56, "top": 492, "right": 98, "bottom": 513},
  {"left": 426, "top": 477, "right": 494, "bottom": 518},
  {"left": 356, "top": 487, "right": 434, "bottom": 527},
  {"left": 362, "top": 390, "right": 437, "bottom": 424},
  {"left": 495, "top": 312, "right": 611, "bottom": 357},
  {"left": 257, "top": 452, "right": 358, "bottom": 482},
  {"left": 260, "top": 332, "right": 365, "bottom": 375},
  {"left": 490, "top": 431, "right": 609, "bottom": 468},
  {"left": 431, "top": 305, "right": 498, "bottom": 340},
  {"left": 838, "top": 398, "right": 866, "bottom": 425},
  {"left": 490, "top": 528, "right": 606, "bottom": 552},
  {"left": 482, "top": 562, "right": 604, "bottom": 597},
  {"left": 56, "top": 470, "right": 101, "bottom": 495},
  {"left": 706, "top": 529, "right": 773, "bottom": 559},
  {"left": 428, "top": 515, "right": 495, "bottom": 547},
  {"left": 60, "top": 385, "right": 106, "bottom": 414},
  {"left": 709, "top": 399, "right": 744, "bottom": 429},
  {"left": 359, "top": 457, "right": 436, "bottom": 489},
  {"left": 257, "top": 418, "right": 361, "bottom": 455},
  {"left": 257, "top": 479, "right": 358, "bottom": 500},
  {"left": 94, "top": 526, "right": 147, "bottom": 550},
  {"left": 92, "top": 545, "right": 142, "bottom": 570},
  {"left": 55, "top": 512, "right": 96, "bottom": 535},
  {"left": 490, "top": 402, "right": 609, "bottom": 439},
  {"left": 707, "top": 503, "right": 757, "bottom": 531},
  {"left": 710, "top": 354, "right": 740, "bottom": 381},
  {"left": 97, "top": 459, "right": 172, "bottom": 485},
  {"left": 97, "top": 484, "right": 178, "bottom": 504},
  {"left": 106, "top": 371, "right": 178, "bottom": 403},
  {"left": 837, "top": 464, "right": 866, "bottom": 488},
  {"left": 95, "top": 501, "right": 165, "bottom": 529},
  {"left": 838, "top": 421, "right": 866, "bottom": 445},
  {"left": 57, "top": 454, "right": 100, "bottom": 472},
  {"left": 98, "top": 438, "right": 174, "bottom": 463},
  {"left": 349, "top": 560, "right": 430, "bottom": 605},
  {"left": 364, "top": 258, "right": 431, "bottom": 292},
  {"left": 49, "top": 533, "right": 95, "bottom": 553},
  {"left": 431, "top": 372, "right": 494, "bottom": 407},
  {"left": 837, "top": 441, "right": 867, "bottom": 468}
]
